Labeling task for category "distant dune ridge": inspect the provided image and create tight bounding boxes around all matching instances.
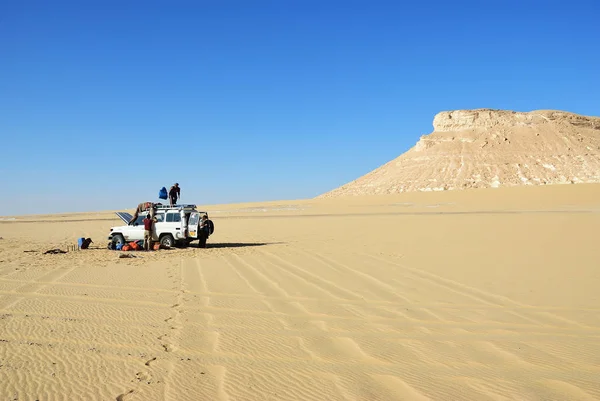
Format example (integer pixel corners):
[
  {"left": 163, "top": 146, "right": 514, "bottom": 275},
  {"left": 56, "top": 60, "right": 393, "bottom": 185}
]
[{"left": 319, "top": 109, "right": 600, "bottom": 197}]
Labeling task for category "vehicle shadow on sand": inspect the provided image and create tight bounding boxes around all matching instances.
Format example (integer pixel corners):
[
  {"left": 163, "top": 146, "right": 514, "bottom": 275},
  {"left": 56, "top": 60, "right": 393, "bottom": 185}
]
[{"left": 204, "top": 242, "right": 283, "bottom": 249}]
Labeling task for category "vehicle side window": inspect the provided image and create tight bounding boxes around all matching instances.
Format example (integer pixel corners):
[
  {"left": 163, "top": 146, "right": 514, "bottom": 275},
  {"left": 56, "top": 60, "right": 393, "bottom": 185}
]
[
  {"left": 154, "top": 213, "right": 165, "bottom": 223},
  {"left": 134, "top": 215, "right": 145, "bottom": 226},
  {"left": 166, "top": 213, "right": 181, "bottom": 223}
]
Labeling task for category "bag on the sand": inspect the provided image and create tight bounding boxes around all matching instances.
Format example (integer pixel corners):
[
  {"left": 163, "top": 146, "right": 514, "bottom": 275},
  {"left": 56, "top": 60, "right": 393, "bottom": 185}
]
[
  {"left": 107, "top": 241, "right": 116, "bottom": 250},
  {"left": 78, "top": 237, "right": 93, "bottom": 249},
  {"left": 129, "top": 241, "right": 140, "bottom": 251},
  {"left": 122, "top": 245, "right": 131, "bottom": 251},
  {"left": 153, "top": 243, "right": 161, "bottom": 250},
  {"left": 158, "top": 187, "right": 168, "bottom": 200}
]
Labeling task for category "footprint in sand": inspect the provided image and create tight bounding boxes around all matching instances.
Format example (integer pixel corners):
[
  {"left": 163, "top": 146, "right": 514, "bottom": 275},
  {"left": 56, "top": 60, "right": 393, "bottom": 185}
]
[
  {"left": 135, "top": 371, "right": 152, "bottom": 382},
  {"left": 162, "top": 343, "right": 175, "bottom": 352},
  {"left": 116, "top": 389, "right": 134, "bottom": 401}
]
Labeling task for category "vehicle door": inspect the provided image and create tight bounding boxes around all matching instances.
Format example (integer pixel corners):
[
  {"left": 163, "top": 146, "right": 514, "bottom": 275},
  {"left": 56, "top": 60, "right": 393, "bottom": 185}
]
[
  {"left": 180, "top": 210, "right": 188, "bottom": 239},
  {"left": 164, "top": 211, "right": 183, "bottom": 240},
  {"left": 124, "top": 213, "right": 146, "bottom": 241},
  {"left": 152, "top": 212, "right": 165, "bottom": 240},
  {"left": 187, "top": 212, "right": 200, "bottom": 239}
]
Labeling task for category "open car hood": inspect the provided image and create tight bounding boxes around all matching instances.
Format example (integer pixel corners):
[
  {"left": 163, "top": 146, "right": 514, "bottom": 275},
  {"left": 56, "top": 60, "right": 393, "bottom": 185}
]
[{"left": 115, "top": 212, "right": 132, "bottom": 224}]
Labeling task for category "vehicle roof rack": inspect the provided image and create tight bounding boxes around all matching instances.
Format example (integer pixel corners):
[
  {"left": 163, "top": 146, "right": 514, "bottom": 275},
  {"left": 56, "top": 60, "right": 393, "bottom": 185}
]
[{"left": 154, "top": 204, "right": 197, "bottom": 210}]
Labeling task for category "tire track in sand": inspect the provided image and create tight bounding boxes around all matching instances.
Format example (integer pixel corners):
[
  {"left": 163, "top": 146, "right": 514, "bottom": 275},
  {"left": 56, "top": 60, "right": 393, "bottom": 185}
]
[
  {"left": 258, "top": 250, "right": 364, "bottom": 301},
  {"left": 232, "top": 250, "right": 388, "bottom": 366},
  {"left": 361, "top": 252, "right": 589, "bottom": 329},
  {"left": 224, "top": 253, "right": 332, "bottom": 352},
  {"left": 226, "top": 253, "right": 324, "bottom": 330},
  {"left": 0, "top": 262, "right": 80, "bottom": 311},
  {"left": 291, "top": 247, "right": 413, "bottom": 303}
]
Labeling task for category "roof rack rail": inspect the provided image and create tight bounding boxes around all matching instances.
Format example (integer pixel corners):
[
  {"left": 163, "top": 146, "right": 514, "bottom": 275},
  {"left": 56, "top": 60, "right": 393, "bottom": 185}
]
[{"left": 154, "top": 204, "right": 197, "bottom": 210}]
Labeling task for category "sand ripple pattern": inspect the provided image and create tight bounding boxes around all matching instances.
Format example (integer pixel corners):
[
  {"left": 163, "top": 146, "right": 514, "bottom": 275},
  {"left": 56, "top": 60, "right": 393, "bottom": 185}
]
[{"left": 1, "top": 190, "right": 600, "bottom": 400}]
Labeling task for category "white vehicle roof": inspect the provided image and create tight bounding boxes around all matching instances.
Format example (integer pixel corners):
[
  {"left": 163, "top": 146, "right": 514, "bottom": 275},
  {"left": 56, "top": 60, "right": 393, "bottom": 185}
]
[{"left": 114, "top": 204, "right": 206, "bottom": 225}]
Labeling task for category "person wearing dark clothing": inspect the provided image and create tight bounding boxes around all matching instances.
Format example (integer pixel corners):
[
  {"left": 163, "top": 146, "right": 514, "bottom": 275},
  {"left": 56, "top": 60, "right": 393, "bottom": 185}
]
[
  {"left": 198, "top": 214, "right": 213, "bottom": 248},
  {"left": 169, "top": 183, "right": 180, "bottom": 206},
  {"left": 143, "top": 215, "right": 155, "bottom": 251}
]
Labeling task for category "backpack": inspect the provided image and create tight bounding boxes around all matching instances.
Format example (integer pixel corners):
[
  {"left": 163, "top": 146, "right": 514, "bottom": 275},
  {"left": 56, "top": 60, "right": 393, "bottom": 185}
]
[
  {"left": 78, "top": 237, "right": 92, "bottom": 249},
  {"left": 158, "top": 187, "right": 168, "bottom": 200}
]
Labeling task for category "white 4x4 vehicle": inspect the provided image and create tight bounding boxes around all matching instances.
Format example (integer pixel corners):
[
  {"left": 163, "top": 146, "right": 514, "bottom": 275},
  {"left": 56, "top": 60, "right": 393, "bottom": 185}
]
[{"left": 108, "top": 204, "right": 206, "bottom": 248}]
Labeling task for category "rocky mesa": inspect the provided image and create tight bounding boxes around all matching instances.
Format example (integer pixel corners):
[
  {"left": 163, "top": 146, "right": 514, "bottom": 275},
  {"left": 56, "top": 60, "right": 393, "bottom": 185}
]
[{"left": 319, "top": 109, "right": 600, "bottom": 198}]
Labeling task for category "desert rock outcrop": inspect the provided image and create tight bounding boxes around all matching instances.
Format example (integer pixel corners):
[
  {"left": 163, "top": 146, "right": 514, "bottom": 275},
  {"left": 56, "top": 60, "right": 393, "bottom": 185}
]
[{"left": 319, "top": 109, "right": 600, "bottom": 197}]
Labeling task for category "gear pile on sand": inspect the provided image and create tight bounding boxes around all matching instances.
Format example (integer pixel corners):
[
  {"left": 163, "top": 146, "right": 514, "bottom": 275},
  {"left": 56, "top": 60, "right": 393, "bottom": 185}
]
[{"left": 319, "top": 109, "right": 600, "bottom": 197}]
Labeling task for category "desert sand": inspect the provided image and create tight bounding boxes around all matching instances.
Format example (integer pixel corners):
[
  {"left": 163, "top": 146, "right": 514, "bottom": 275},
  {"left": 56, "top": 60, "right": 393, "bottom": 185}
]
[{"left": 1, "top": 183, "right": 600, "bottom": 400}]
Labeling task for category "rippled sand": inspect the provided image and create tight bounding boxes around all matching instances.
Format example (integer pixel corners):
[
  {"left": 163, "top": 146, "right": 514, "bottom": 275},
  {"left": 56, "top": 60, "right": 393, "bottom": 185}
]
[{"left": 1, "top": 184, "right": 599, "bottom": 400}]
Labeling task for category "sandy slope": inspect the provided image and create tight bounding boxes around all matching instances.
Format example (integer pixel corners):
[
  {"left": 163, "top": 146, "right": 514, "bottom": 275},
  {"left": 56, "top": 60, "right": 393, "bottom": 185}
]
[{"left": 1, "top": 184, "right": 600, "bottom": 400}]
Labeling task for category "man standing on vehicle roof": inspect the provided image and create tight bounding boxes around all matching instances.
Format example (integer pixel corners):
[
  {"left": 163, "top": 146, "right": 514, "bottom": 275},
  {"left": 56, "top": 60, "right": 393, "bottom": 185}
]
[{"left": 169, "top": 183, "right": 180, "bottom": 206}]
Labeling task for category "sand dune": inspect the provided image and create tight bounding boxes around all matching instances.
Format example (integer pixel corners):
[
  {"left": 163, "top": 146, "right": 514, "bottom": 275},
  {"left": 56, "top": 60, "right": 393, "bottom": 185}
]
[{"left": 1, "top": 184, "right": 600, "bottom": 400}]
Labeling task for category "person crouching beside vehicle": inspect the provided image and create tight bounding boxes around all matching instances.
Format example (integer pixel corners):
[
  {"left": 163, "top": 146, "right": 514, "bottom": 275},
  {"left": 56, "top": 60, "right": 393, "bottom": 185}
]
[{"left": 143, "top": 214, "right": 156, "bottom": 251}]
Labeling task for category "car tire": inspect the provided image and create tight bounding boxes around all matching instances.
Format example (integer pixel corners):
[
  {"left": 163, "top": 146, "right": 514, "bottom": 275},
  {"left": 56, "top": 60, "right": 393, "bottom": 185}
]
[
  {"left": 112, "top": 234, "right": 125, "bottom": 247},
  {"left": 160, "top": 234, "right": 175, "bottom": 248}
]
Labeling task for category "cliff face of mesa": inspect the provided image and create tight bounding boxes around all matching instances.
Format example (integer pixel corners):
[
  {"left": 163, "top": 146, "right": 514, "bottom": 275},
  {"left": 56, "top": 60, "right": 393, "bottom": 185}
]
[{"left": 319, "top": 109, "right": 600, "bottom": 197}]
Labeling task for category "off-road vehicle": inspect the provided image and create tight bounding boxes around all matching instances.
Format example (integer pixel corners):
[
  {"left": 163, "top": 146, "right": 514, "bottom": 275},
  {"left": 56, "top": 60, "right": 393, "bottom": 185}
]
[{"left": 107, "top": 204, "right": 207, "bottom": 248}]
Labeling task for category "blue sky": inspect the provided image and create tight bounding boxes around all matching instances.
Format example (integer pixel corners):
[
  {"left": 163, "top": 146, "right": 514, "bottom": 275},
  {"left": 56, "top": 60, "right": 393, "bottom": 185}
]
[{"left": 1, "top": 0, "right": 599, "bottom": 215}]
